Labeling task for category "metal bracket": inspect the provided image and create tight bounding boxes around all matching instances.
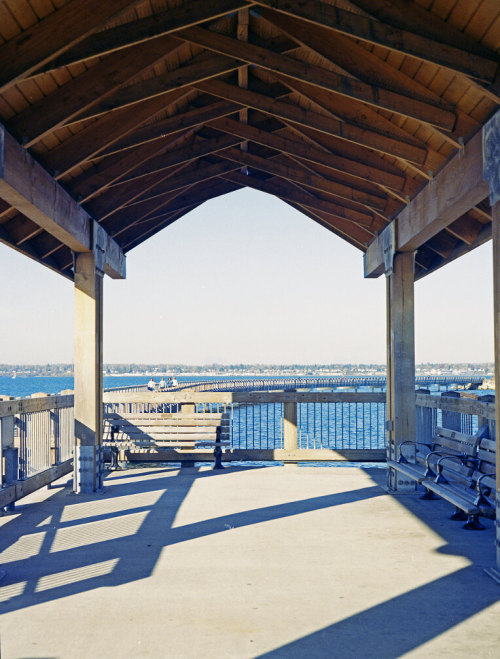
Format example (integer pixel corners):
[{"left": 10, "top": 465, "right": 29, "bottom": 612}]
[
  {"left": 92, "top": 221, "right": 106, "bottom": 277},
  {"left": 383, "top": 222, "right": 396, "bottom": 277}
]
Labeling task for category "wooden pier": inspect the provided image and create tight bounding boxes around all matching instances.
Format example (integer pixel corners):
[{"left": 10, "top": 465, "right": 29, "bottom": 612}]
[
  {"left": 1, "top": 464, "right": 499, "bottom": 658},
  {"left": 0, "top": 1, "right": 500, "bottom": 654}
]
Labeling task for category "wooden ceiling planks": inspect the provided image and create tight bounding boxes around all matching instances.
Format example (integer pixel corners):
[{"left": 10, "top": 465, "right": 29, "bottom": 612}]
[{"left": 0, "top": 0, "right": 498, "bottom": 279}]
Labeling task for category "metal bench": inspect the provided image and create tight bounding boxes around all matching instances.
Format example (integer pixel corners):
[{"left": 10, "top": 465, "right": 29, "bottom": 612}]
[
  {"left": 422, "top": 435, "right": 496, "bottom": 529},
  {"left": 103, "top": 411, "right": 230, "bottom": 469},
  {"left": 388, "top": 424, "right": 496, "bottom": 529}
]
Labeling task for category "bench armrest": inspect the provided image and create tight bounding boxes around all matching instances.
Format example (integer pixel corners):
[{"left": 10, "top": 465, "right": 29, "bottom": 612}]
[
  {"left": 397, "top": 440, "right": 432, "bottom": 464},
  {"left": 476, "top": 473, "right": 496, "bottom": 507},
  {"left": 434, "top": 453, "right": 470, "bottom": 483},
  {"left": 424, "top": 450, "right": 447, "bottom": 478}
]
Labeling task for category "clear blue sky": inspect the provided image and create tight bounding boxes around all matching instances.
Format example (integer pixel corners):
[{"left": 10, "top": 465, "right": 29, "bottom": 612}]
[{"left": 0, "top": 188, "right": 493, "bottom": 364}]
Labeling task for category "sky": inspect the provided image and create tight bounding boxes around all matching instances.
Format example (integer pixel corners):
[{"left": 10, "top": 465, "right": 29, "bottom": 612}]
[{"left": 0, "top": 187, "right": 494, "bottom": 365}]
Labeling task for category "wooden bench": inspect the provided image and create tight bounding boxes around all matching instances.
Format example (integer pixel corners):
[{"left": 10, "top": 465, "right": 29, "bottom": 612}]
[
  {"left": 388, "top": 424, "right": 496, "bottom": 529},
  {"left": 103, "top": 411, "right": 230, "bottom": 469}
]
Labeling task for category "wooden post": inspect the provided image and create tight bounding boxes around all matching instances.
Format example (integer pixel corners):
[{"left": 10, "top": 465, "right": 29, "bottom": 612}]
[
  {"left": 483, "top": 111, "right": 500, "bottom": 573},
  {"left": 386, "top": 251, "right": 416, "bottom": 491},
  {"left": 491, "top": 200, "right": 500, "bottom": 571},
  {"left": 415, "top": 389, "right": 433, "bottom": 445},
  {"left": 441, "top": 391, "right": 461, "bottom": 431},
  {"left": 283, "top": 401, "right": 298, "bottom": 465},
  {"left": 74, "top": 252, "right": 104, "bottom": 494}
]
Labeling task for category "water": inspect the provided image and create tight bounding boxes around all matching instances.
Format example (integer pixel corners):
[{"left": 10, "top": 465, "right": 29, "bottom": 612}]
[{"left": 0, "top": 374, "right": 227, "bottom": 398}]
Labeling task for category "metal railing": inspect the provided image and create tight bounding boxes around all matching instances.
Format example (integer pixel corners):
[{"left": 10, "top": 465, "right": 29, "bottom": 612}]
[
  {"left": 1, "top": 389, "right": 496, "bottom": 508},
  {"left": 102, "top": 391, "right": 387, "bottom": 459}
]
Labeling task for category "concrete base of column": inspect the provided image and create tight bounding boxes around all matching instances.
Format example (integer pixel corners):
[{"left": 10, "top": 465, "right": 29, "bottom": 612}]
[{"left": 74, "top": 445, "right": 103, "bottom": 494}]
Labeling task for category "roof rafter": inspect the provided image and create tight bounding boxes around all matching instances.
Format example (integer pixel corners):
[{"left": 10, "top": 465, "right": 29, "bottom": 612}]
[{"left": 252, "top": 0, "right": 498, "bottom": 82}]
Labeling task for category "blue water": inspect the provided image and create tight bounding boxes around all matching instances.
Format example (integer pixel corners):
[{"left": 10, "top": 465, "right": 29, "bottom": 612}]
[{"left": 0, "top": 374, "right": 209, "bottom": 397}]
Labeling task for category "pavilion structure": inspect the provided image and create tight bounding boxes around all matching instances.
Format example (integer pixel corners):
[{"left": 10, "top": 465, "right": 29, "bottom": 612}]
[{"left": 0, "top": 0, "right": 499, "bottom": 568}]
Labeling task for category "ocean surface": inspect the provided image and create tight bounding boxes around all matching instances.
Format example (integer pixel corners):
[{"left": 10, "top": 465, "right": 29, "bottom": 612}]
[{"left": 0, "top": 374, "right": 237, "bottom": 398}]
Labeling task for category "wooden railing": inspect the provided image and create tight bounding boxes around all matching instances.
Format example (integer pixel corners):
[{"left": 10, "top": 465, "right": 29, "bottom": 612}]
[
  {"left": 0, "top": 392, "right": 74, "bottom": 509},
  {"left": 1, "top": 390, "right": 495, "bottom": 508}
]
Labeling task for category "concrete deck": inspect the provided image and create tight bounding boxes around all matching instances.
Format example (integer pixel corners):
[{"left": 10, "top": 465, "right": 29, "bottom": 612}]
[{"left": 1, "top": 465, "right": 499, "bottom": 658}]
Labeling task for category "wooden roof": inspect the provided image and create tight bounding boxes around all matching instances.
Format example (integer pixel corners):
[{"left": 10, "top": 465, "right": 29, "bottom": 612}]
[{"left": 0, "top": 0, "right": 499, "bottom": 280}]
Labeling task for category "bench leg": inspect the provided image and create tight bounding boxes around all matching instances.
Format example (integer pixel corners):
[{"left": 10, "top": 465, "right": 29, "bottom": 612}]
[
  {"left": 108, "top": 446, "right": 120, "bottom": 471},
  {"left": 420, "top": 488, "right": 438, "bottom": 500},
  {"left": 463, "top": 515, "right": 485, "bottom": 531},
  {"left": 213, "top": 445, "right": 224, "bottom": 470},
  {"left": 450, "top": 507, "right": 468, "bottom": 521}
]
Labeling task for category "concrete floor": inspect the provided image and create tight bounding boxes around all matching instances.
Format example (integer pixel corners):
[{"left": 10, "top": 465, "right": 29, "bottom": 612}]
[{"left": 0, "top": 464, "right": 499, "bottom": 659}]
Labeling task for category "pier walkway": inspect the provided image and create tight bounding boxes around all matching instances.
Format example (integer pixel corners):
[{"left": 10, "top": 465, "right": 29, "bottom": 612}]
[
  {"left": 1, "top": 465, "right": 498, "bottom": 658},
  {"left": 178, "top": 375, "right": 485, "bottom": 393}
]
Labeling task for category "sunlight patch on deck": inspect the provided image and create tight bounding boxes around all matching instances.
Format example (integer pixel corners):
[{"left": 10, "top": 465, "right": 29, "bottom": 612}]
[
  {"left": 35, "top": 559, "right": 119, "bottom": 592},
  {"left": 0, "top": 531, "right": 46, "bottom": 563},
  {"left": 50, "top": 511, "right": 149, "bottom": 552}
]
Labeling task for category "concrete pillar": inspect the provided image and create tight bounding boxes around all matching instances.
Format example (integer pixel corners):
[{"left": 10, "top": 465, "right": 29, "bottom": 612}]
[
  {"left": 74, "top": 252, "right": 104, "bottom": 494},
  {"left": 386, "top": 251, "right": 416, "bottom": 491}
]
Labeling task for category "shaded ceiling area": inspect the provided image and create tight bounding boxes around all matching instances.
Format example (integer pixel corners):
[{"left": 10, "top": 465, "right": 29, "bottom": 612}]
[{"left": 0, "top": 0, "right": 499, "bottom": 280}]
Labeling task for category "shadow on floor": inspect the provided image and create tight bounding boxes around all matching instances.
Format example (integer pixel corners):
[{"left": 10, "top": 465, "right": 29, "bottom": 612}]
[{"left": 0, "top": 465, "right": 382, "bottom": 616}]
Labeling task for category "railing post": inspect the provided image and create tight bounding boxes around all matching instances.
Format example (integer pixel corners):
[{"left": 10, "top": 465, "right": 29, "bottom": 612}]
[
  {"left": 441, "top": 391, "right": 461, "bottom": 430},
  {"left": 283, "top": 401, "right": 298, "bottom": 465},
  {"left": 415, "top": 390, "right": 433, "bottom": 445},
  {"left": 1, "top": 405, "right": 16, "bottom": 511}
]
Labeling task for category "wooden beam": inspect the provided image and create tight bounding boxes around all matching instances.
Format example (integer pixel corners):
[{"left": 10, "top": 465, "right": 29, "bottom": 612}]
[
  {"left": 118, "top": 159, "right": 242, "bottom": 210},
  {"left": 72, "top": 54, "right": 242, "bottom": 124},
  {"left": 0, "top": 125, "right": 125, "bottom": 279},
  {"left": 9, "top": 37, "right": 182, "bottom": 147},
  {"left": 0, "top": 0, "right": 143, "bottom": 92},
  {"left": 252, "top": 0, "right": 498, "bottom": 82},
  {"left": 194, "top": 79, "right": 428, "bottom": 164},
  {"left": 270, "top": 74, "right": 442, "bottom": 174},
  {"left": 221, "top": 170, "right": 378, "bottom": 228},
  {"left": 179, "top": 26, "right": 456, "bottom": 130},
  {"left": 260, "top": 7, "right": 478, "bottom": 144},
  {"left": 85, "top": 163, "right": 191, "bottom": 221},
  {"left": 98, "top": 100, "right": 241, "bottom": 158},
  {"left": 42, "top": 89, "right": 192, "bottom": 177},
  {"left": 285, "top": 201, "right": 373, "bottom": 249},
  {"left": 108, "top": 133, "right": 244, "bottom": 189},
  {"left": 210, "top": 117, "right": 407, "bottom": 191},
  {"left": 0, "top": 221, "right": 71, "bottom": 279},
  {"left": 69, "top": 130, "right": 197, "bottom": 203},
  {"left": 218, "top": 146, "right": 388, "bottom": 211},
  {"left": 364, "top": 131, "right": 489, "bottom": 278},
  {"left": 102, "top": 179, "right": 241, "bottom": 237},
  {"left": 41, "top": 0, "right": 253, "bottom": 72}
]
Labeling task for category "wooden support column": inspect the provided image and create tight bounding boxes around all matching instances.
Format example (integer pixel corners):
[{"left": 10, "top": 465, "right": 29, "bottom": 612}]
[
  {"left": 491, "top": 201, "right": 500, "bottom": 571},
  {"left": 483, "top": 109, "right": 500, "bottom": 573},
  {"left": 386, "top": 251, "right": 416, "bottom": 491},
  {"left": 74, "top": 252, "right": 104, "bottom": 494}
]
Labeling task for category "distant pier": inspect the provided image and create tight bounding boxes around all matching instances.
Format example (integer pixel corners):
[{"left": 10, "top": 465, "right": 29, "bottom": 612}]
[{"left": 178, "top": 375, "right": 486, "bottom": 393}]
